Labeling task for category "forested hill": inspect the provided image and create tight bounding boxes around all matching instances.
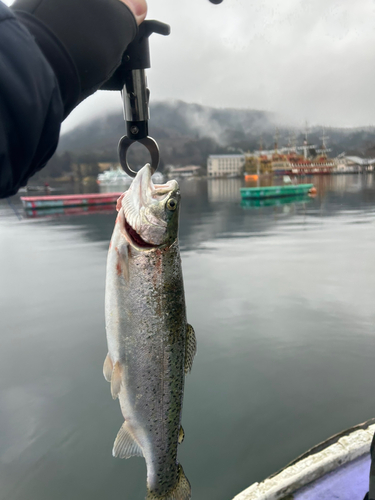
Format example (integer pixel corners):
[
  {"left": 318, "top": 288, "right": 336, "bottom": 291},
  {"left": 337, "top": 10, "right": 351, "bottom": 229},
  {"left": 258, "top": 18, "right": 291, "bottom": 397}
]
[
  {"left": 47, "top": 101, "right": 375, "bottom": 177},
  {"left": 57, "top": 101, "right": 278, "bottom": 167}
]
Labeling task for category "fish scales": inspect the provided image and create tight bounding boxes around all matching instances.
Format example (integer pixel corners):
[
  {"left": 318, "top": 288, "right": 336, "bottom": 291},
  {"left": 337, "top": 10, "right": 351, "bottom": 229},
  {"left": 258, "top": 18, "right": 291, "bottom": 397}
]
[
  {"left": 107, "top": 240, "right": 185, "bottom": 489},
  {"left": 104, "top": 164, "right": 195, "bottom": 500}
]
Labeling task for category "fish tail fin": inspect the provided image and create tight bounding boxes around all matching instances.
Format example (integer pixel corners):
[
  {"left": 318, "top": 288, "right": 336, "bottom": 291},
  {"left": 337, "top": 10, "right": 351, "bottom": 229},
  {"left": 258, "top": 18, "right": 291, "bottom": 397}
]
[{"left": 146, "top": 464, "right": 191, "bottom": 500}]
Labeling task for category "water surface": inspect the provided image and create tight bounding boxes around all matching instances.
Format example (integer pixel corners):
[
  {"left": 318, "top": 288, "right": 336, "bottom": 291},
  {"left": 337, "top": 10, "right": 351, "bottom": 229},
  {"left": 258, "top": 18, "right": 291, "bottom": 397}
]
[{"left": 1, "top": 174, "right": 375, "bottom": 500}]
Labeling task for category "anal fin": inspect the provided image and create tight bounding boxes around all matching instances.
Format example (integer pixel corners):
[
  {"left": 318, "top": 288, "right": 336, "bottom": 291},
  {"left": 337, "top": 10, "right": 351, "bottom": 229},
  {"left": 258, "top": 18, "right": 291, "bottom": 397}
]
[
  {"left": 111, "top": 362, "right": 122, "bottom": 400},
  {"left": 103, "top": 353, "right": 113, "bottom": 382},
  {"left": 185, "top": 324, "right": 197, "bottom": 374},
  {"left": 113, "top": 422, "right": 143, "bottom": 459}
]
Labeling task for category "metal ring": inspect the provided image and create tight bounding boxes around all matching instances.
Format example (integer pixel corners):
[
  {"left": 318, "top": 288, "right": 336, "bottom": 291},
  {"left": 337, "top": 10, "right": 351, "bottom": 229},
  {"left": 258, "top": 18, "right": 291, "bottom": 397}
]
[{"left": 118, "top": 136, "right": 160, "bottom": 178}]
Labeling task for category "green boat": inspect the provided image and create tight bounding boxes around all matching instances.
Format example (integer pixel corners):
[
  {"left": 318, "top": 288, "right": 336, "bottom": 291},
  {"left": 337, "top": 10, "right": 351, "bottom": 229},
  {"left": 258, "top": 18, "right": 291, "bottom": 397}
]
[
  {"left": 241, "top": 193, "right": 312, "bottom": 208},
  {"left": 240, "top": 183, "right": 314, "bottom": 200}
]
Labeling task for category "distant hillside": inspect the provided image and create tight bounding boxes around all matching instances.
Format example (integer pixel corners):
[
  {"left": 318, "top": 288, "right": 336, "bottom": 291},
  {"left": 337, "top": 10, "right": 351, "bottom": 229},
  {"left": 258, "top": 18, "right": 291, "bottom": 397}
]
[
  {"left": 51, "top": 100, "right": 375, "bottom": 175},
  {"left": 58, "top": 101, "right": 277, "bottom": 151},
  {"left": 57, "top": 101, "right": 279, "bottom": 167}
]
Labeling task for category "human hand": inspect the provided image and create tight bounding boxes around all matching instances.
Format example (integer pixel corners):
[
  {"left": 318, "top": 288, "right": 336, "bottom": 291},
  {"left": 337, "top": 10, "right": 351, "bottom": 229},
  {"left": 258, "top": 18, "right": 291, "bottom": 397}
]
[
  {"left": 12, "top": 0, "right": 148, "bottom": 112},
  {"left": 120, "top": 0, "right": 147, "bottom": 25}
]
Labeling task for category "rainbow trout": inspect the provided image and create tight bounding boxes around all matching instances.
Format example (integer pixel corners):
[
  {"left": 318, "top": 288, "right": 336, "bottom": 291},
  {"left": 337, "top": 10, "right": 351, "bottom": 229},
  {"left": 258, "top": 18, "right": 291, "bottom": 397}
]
[{"left": 104, "top": 164, "right": 196, "bottom": 500}]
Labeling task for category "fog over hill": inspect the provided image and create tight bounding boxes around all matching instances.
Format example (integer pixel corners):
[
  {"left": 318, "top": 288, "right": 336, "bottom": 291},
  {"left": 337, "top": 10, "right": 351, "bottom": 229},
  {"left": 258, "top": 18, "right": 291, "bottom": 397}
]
[{"left": 56, "top": 101, "right": 375, "bottom": 169}]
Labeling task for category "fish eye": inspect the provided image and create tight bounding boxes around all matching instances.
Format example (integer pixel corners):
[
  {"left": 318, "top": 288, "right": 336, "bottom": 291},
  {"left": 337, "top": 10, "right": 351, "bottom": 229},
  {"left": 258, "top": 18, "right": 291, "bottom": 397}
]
[{"left": 167, "top": 198, "right": 178, "bottom": 211}]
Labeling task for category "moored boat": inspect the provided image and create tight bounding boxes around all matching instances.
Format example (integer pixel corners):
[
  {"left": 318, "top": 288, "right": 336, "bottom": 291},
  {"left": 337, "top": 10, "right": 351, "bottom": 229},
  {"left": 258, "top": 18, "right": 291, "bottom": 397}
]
[
  {"left": 97, "top": 166, "right": 165, "bottom": 186},
  {"left": 151, "top": 171, "right": 165, "bottom": 183},
  {"left": 241, "top": 193, "right": 312, "bottom": 208},
  {"left": 244, "top": 129, "right": 337, "bottom": 176},
  {"left": 244, "top": 174, "right": 259, "bottom": 181},
  {"left": 240, "top": 183, "right": 314, "bottom": 200},
  {"left": 232, "top": 419, "right": 375, "bottom": 500},
  {"left": 97, "top": 166, "right": 132, "bottom": 186},
  {"left": 20, "top": 192, "right": 122, "bottom": 209}
]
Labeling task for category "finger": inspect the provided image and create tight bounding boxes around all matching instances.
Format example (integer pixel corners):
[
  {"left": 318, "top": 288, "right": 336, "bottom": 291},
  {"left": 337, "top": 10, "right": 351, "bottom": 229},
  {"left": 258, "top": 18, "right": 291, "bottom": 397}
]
[{"left": 120, "top": 0, "right": 147, "bottom": 25}]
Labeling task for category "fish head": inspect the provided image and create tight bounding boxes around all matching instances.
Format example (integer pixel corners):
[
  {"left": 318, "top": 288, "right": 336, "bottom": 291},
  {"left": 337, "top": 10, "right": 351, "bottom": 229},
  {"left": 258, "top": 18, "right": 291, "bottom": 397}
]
[{"left": 119, "top": 164, "right": 181, "bottom": 250}]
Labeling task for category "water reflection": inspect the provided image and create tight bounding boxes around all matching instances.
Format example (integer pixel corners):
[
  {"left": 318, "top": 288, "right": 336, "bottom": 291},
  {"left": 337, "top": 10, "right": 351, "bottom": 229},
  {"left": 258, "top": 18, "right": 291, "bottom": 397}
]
[
  {"left": 12, "top": 174, "right": 375, "bottom": 249},
  {"left": 25, "top": 205, "right": 116, "bottom": 219},
  {"left": 207, "top": 178, "right": 242, "bottom": 202},
  {"left": 2, "top": 174, "right": 375, "bottom": 500}
]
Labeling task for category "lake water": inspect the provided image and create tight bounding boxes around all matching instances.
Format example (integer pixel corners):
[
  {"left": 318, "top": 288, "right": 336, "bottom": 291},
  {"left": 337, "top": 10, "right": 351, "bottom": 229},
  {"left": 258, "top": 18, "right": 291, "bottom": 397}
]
[{"left": 1, "top": 174, "right": 375, "bottom": 500}]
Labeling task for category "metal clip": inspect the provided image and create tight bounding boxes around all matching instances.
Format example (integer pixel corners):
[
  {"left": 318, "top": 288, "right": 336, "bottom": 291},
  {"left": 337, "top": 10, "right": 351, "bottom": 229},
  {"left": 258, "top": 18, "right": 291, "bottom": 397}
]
[
  {"left": 119, "top": 136, "right": 159, "bottom": 177},
  {"left": 117, "top": 21, "right": 170, "bottom": 177}
]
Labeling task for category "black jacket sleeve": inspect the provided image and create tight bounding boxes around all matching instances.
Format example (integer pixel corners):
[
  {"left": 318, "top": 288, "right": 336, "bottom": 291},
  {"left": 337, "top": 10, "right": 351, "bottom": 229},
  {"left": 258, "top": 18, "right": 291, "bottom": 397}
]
[
  {"left": 0, "top": 2, "right": 64, "bottom": 198},
  {"left": 0, "top": 0, "right": 137, "bottom": 198}
]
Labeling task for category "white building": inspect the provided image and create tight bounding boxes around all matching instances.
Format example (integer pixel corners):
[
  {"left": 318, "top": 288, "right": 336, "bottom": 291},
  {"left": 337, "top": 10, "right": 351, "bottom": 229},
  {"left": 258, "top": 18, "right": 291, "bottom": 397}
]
[
  {"left": 207, "top": 155, "right": 245, "bottom": 178},
  {"left": 335, "top": 155, "right": 375, "bottom": 173}
]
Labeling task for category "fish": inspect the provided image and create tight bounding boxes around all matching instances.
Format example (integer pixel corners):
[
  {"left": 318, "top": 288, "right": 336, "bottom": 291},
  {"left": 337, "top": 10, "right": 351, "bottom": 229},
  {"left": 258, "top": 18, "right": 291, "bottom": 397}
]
[{"left": 104, "top": 164, "right": 196, "bottom": 500}]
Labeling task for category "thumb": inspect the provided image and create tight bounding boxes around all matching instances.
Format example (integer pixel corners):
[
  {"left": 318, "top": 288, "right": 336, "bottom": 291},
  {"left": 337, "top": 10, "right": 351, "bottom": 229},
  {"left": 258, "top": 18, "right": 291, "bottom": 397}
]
[{"left": 120, "top": 0, "right": 147, "bottom": 25}]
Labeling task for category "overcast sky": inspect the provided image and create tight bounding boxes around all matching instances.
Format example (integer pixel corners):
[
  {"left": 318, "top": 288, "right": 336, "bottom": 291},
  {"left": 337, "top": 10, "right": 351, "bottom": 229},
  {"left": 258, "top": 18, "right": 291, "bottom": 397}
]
[{"left": 5, "top": 0, "right": 375, "bottom": 131}]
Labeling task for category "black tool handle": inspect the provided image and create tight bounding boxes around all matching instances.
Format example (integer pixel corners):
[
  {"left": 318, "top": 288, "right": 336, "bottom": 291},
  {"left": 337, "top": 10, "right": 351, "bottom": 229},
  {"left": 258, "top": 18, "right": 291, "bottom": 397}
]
[
  {"left": 122, "top": 20, "right": 170, "bottom": 71},
  {"left": 102, "top": 20, "right": 170, "bottom": 90}
]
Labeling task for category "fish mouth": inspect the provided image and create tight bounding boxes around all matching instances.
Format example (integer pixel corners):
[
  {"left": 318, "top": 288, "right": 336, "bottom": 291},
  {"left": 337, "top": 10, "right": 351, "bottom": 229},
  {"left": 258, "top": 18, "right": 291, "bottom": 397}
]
[
  {"left": 119, "top": 164, "right": 179, "bottom": 251},
  {"left": 122, "top": 213, "right": 158, "bottom": 250}
]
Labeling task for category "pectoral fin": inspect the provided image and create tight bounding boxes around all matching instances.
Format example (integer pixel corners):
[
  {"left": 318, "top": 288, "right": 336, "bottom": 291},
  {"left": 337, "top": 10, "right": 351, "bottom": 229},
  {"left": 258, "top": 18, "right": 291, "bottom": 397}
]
[
  {"left": 103, "top": 353, "right": 113, "bottom": 382},
  {"left": 178, "top": 426, "right": 185, "bottom": 444},
  {"left": 185, "top": 324, "right": 197, "bottom": 374},
  {"left": 113, "top": 422, "right": 143, "bottom": 459},
  {"left": 111, "top": 362, "right": 122, "bottom": 400}
]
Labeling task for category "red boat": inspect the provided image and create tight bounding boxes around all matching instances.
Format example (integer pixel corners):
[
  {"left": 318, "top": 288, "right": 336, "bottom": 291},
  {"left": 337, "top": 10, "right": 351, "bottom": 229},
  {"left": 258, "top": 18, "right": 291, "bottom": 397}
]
[{"left": 20, "top": 192, "right": 122, "bottom": 210}]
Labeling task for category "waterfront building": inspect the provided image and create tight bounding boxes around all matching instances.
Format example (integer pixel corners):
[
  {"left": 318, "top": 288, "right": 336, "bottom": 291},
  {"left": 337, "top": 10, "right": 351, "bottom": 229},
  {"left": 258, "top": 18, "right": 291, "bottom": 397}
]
[
  {"left": 207, "top": 155, "right": 245, "bottom": 178},
  {"left": 337, "top": 156, "right": 375, "bottom": 172}
]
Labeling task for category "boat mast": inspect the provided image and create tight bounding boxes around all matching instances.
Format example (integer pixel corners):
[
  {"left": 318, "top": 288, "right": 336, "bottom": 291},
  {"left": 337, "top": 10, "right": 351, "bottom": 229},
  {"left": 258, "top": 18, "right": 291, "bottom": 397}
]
[
  {"left": 274, "top": 128, "right": 279, "bottom": 154},
  {"left": 317, "top": 127, "right": 331, "bottom": 158},
  {"left": 303, "top": 122, "right": 309, "bottom": 159}
]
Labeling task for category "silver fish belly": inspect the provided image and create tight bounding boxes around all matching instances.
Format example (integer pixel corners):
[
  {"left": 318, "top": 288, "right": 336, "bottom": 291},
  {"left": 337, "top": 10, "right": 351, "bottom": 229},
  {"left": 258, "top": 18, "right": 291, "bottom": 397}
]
[{"left": 104, "top": 165, "right": 196, "bottom": 500}]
